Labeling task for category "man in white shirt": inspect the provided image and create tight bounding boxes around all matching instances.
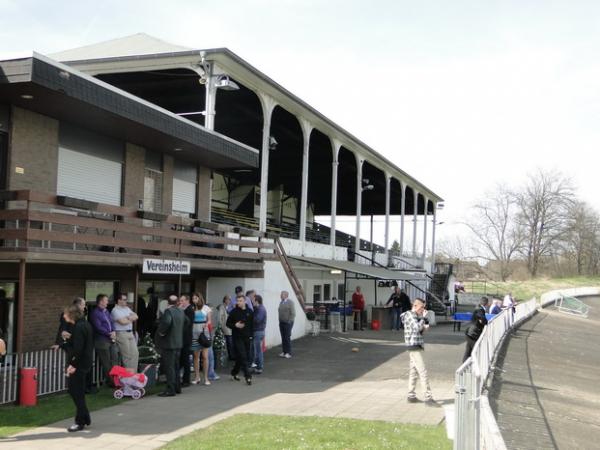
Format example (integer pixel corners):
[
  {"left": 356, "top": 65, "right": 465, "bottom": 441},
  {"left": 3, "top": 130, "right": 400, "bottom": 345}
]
[{"left": 111, "top": 293, "right": 139, "bottom": 373}]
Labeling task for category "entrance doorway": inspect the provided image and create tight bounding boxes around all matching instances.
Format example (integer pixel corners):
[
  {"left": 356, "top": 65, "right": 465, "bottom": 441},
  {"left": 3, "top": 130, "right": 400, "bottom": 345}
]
[
  {"left": 0, "top": 132, "right": 7, "bottom": 190},
  {"left": 0, "top": 282, "right": 17, "bottom": 354}
]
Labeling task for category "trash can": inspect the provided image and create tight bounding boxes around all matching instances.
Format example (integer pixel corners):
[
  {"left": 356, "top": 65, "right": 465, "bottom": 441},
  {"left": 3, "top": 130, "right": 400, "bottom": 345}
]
[
  {"left": 371, "top": 319, "right": 381, "bottom": 331},
  {"left": 19, "top": 367, "right": 37, "bottom": 406}
]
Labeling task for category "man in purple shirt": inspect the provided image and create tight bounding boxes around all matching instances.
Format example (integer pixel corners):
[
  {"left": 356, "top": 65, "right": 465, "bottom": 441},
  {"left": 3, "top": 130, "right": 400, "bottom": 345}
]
[{"left": 89, "top": 294, "right": 117, "bottom": 386}]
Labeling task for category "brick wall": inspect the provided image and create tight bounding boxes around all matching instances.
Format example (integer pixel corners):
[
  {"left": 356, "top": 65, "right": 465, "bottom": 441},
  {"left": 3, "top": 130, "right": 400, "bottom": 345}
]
[
  {"left": 8, "top": 106, "right": 59, "bottom": 192},
  {"left": 197, "top": 166, "right": 211, "bottom": 220},
  {"left": 124, "top": 143, "right": 145, "bottom": 208},
  {"left": 162, "top": 154, "right": 173, "bottom": 214},
  {"left": 22, "top": 278, "right": 84, "bottom": 352}
]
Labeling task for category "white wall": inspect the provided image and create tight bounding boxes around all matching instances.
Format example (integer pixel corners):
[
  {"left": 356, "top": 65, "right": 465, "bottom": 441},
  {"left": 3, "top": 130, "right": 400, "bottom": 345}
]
[{"left": 206, "top": 260, "right": 307, "bottom": 349}]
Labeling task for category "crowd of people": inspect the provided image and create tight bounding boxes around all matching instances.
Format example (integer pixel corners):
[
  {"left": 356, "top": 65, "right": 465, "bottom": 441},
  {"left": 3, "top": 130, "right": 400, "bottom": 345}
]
[{"left": 52, "top": 286, "right": 298, "bottom": 432}]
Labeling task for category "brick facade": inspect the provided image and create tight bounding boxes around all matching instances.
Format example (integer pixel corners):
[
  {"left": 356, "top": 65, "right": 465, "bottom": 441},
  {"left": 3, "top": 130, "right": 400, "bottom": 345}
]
[
  {"left": 22, "top": 278, "right": 84, "bottom": 352},
  {"left": 197, "top": 165, "right": 211, "bottom": 220},
  {"left": 123, "top": 143, "right": 145, "bottom": 209},
  {"left": 8, "top": 106, "right": 59, "bottom": 192}
]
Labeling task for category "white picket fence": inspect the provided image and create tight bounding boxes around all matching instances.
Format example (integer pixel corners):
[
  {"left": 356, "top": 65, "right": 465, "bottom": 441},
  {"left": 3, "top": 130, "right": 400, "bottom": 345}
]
[
  {"left": 453, "top": 287, "right": 599, "bottom": 450},
  {"left": 0, "top": 348, "right": 102, "bottom": 405},
  {"left": 453, "top": 298, "right": 538, "bottom": 450}
]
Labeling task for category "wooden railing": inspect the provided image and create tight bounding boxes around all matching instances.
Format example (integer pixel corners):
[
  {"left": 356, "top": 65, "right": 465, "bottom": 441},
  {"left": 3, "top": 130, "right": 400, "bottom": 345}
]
[{"left": 0, "top": 190, "right": 277, "bottom": 267}]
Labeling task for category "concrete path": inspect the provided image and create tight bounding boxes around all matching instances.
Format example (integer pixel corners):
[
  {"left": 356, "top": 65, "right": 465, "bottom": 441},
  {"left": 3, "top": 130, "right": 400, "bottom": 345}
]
[
  {"left": 489, "top": 296, "right": 600, "bottom": 450},
  {"left": 1, "top": 324, "right": 466, "bottom": 449}
]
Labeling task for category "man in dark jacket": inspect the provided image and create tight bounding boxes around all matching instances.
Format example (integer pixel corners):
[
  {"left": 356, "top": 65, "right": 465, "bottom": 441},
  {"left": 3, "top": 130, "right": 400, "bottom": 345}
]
[
  {"left": 179, "top": 294, "right": 195, "bottom": 387},
  {"left": 157, "top": 294, "right": 185, "bottom": 396},
  {"left": 64, "top": 303, "right": 94, "bottom": 432},
  {"left": 227, "top": 294, "right": 254, "bottom": 385},
  {"left": 463, "top": 297, "right": 489, "bottom": 362}
]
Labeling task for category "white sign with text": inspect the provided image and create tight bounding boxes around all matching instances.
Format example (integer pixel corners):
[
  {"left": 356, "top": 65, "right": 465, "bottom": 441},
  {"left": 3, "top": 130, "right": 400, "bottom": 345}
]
[{"left": 142, "top": 258, "right": 191, "bottom": 275}]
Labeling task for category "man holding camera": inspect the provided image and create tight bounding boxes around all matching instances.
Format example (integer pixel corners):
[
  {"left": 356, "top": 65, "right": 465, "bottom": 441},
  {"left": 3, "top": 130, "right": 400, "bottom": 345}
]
[{"left": 401, "top": 298, "right": 437, "bottom": 406}]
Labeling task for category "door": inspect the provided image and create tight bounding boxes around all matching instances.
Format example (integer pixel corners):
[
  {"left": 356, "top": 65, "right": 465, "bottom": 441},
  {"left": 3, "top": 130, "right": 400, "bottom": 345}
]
[
  {"left": 0, "top": 132, "right": 7, "bottom": 190},
  {"left": 0, "top": 282, "right": 17, "bottom": 354}
]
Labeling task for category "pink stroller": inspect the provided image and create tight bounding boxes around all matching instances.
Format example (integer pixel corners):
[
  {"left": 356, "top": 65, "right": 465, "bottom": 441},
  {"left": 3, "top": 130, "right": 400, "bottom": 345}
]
[{"left": 109, "top": 365, "right": 148, "bottom": 400}]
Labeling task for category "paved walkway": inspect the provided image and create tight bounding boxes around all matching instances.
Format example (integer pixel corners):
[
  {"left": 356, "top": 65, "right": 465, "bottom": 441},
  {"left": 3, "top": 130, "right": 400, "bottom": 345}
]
[
  {"left": 489, "top": 296, "right": 600, "bottom": 450},
  {"left": 1, "top": 324, "right": 466, "bottom": 449}
]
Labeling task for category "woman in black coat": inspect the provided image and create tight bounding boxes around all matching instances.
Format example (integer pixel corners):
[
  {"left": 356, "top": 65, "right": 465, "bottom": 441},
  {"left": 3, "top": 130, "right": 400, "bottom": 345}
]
[{"left": 64, "top": 303, "right": 94, "bottom": 432}]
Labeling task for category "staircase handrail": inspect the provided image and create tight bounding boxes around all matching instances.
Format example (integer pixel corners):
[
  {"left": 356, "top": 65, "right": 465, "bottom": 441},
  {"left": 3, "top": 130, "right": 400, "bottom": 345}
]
[{"left": 273, "top": 237, "right": 307, "bottom": 311}]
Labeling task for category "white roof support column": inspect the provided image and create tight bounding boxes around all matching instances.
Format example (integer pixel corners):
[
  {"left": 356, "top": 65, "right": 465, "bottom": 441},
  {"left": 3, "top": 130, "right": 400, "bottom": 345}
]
[
  {"left": 412, "top": 190, "right": 419, "bottom": 258},
  {"left": 299, "top": 119, "right": 313, "bottom": 253},
  {"left": 430, "top": 204, "right": 438, "bottom": 266},
  {"left": 400, "top": 182, "right": 406, "bottom": 256},
  {"left": 258, "top": 94, "right": 277, "bottom": 232},
  {"left": 355, "top": 157, "right": 364, "bottom": 255},
  {"left": 384, "top": 174, "right": 391, "bottom": 263},
  {"left": 202, "top": 62, "right": 217, "bottom": 131},
  {"left": 422, "top": 197, "right": 429, "bottom": 268},
  {"left": 330, "top": 140, "right": 341, "bottom": 259}
]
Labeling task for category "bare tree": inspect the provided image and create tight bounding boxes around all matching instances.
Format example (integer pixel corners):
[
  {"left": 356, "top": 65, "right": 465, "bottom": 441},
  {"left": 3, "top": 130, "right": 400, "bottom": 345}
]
[
  {"left": 515, "top": 169, "right": 575, "bottom": 277},
  {"left": 463, "top": 184, "right": 523, "bottom": 281},
  {"left": 563, "top": 202, "right": 600, "bottom": 275}
]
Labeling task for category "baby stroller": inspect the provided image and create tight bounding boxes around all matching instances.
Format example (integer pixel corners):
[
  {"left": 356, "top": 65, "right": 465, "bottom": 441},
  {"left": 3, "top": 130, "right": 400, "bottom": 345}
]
[{"left": 109, "top": 365, "right": 148, "bottom": 400}]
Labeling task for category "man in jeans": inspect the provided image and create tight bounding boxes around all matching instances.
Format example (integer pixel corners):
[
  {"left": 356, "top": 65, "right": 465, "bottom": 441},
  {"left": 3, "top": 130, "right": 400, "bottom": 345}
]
[
  {"left": 251, "top": 294, "right": 267, "bottom": 373},
  {"left": 401, "top": 298, "right": 437, "bottom": 406},
  {"left": 278, "top": 291, "right": 295, "bottom": 358}
]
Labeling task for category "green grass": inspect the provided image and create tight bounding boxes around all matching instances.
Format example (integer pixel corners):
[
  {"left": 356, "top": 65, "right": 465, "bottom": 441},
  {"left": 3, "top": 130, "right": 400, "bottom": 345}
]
[
  {"left": 0, "top": 384, "right": 161, "bottom": 437},
  {"left": 163, "top": 414, "right": 452, "bottom": 450},
  {"left": 467, "top": 276, "right": 600, "bottom": 302}
]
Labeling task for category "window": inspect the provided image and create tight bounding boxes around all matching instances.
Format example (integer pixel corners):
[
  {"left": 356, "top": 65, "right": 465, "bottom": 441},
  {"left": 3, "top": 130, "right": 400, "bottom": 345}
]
[
  {"left": 85, "top": 281, "right": 119, "bottom": 304},
  {"left": 313, "top": 284, "right": 322, "bottom": 302},
  {"left": 337, "top": 283, "right": 345, "bottom": 302},
  {"left": 324, "top": 284, "right": 331, "bottom": 300}
]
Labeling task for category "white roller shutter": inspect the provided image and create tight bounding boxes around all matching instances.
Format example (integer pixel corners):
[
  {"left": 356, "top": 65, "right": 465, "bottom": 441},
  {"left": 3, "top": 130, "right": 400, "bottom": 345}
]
[
  {"left": 172, "top": 178, "right": 196, "bottom": 214},
  {"left": 57, "top": 147, "right": 122, "bottom": 205},
  {"left": 172, "top": 160, "right": 197, "bottom": 215}
]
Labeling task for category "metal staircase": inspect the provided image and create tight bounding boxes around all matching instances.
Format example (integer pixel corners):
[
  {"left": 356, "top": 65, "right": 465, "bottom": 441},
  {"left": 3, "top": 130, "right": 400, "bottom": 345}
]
[{"left": 273, "top": 237, "right": 307, "bottom": 311}]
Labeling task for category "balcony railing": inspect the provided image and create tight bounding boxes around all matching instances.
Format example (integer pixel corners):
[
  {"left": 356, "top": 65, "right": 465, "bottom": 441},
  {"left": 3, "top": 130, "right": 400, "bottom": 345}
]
[{"left": 0, "top": 191, "right": 276, "bottom": 268}]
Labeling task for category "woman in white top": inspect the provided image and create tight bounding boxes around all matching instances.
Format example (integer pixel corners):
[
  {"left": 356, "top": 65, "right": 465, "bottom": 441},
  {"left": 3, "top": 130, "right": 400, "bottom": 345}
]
[{"left": 191, "top": 292, "right": 212, "bottom": 385}]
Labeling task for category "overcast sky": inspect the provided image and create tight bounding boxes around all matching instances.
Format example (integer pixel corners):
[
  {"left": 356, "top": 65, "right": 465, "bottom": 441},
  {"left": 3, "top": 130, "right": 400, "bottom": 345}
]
[{"left": 2, "top": 0, "right": 599, "bottom": 251}]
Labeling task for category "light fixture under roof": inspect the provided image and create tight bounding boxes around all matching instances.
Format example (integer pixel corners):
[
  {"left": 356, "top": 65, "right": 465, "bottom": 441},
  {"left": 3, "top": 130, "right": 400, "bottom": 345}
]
[
  {"left": 20, "top": 94, "right": 34, "bottom": 100},
  {"left": 174, "top": 147, "right": 183, "bottom": 152},
  {"left": 215, "top": 75, "right": 240, "bottom": 91}
]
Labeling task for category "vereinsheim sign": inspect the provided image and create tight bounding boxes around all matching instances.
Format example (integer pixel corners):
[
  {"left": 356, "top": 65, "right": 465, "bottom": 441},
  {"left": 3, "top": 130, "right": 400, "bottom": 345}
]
[{"left": 143, "top": 258, "right": 191, "bottom": 275}]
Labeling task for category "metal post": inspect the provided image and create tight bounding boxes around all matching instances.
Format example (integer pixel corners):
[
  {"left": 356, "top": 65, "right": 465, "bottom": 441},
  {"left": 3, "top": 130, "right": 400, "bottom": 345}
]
[
  {"left": 412, "top": 190, "right": 418, "bottom": 258},
  {"left": 330, "top": 141, "right": 341, "bottom": 257},
  {"left": 400, "top": 183, "right": 406, "bottom": 256},
  {"left": 16, "top": 259, "right": 26, "bottom": 355},
  {"left": 343, "top": 270, "right": 347, "bottom": 332},
  {"left": 422, "top": 197, "right": 428, "bottom": 269},
  {"left": 355, "top": 159, "right": 363, "bottom": 255},
  {"left": 431, "top": 206, "right": 437, "bottom": 266},
  {"left": 370, "top": 214, "right": 374, "bottom": 263},
  {"left": 299, "top": 120, "right": 311, "bottom": 250},
  {"left": 384, "top": 174, "right": 390, "bottom": 263},
  {"left": 259, "top": 95, "right": 276, "bottom": 232}
]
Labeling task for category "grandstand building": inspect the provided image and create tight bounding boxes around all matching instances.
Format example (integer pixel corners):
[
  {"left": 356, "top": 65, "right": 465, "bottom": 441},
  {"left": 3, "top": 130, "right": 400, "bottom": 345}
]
[{"left": 0, "top": 34, "right": 443, "bottom": 352}]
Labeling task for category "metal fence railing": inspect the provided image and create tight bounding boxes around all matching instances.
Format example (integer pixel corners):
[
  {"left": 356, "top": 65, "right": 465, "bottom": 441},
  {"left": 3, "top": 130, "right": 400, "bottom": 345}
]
[
  {"left": 555, "top": 295, "right": 590, "bottom": 318},
  {"left": 1, "top": 348, "right": 102, "bottom": 405},
  {"left": 454, "top": 298, "right": 539, "bottom": 450}
]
